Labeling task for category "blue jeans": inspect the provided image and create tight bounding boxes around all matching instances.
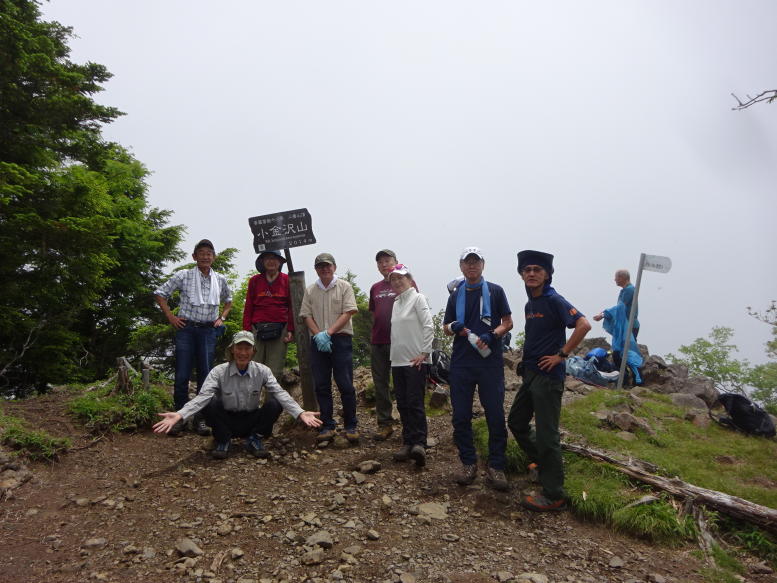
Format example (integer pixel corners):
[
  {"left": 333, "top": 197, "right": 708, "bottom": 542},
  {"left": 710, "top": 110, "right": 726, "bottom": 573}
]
[
  {"left": 310, "top": 334, "right": 357, "bottom": 431},
  {"left": 173, "top": 323, "right": 220, "bottom": 410},
  {"left": 449, "top": 366, "right": 507, "bottom": 470}
]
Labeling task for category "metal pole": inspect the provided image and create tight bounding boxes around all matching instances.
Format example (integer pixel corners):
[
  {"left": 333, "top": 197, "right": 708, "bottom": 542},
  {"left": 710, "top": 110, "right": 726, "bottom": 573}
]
[
  {"left": 616, "top": 253, "right": 645, "bottom": 390},
  {"left": 289, "top": 267, "right": 317, "bottom": 411}
]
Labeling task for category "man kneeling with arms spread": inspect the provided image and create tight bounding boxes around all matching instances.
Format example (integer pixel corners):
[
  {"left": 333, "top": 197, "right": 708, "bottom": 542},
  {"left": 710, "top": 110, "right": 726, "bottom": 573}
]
[{"left": 153, "top": 331, "right": 321, "bottom": 459}]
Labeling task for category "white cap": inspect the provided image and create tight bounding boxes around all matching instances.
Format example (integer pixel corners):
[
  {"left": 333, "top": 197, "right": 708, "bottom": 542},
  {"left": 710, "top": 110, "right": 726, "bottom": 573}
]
[{"left": 459, "top": 246, "right": 484, "bottom": 261}]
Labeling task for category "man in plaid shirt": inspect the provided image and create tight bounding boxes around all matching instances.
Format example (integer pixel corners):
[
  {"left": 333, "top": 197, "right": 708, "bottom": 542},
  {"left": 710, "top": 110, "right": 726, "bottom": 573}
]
[{"left": 155, "top": 239, "right": 233, "bottom": 435}]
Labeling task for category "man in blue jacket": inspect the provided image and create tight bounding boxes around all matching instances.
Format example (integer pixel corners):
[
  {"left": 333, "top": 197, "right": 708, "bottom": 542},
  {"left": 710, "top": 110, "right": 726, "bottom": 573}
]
[
  {"left": 593, "top": 269, "right": 639, "bottom": 338},
  {"left": 444, "top": 247, "right": 513, "bottom": 491},
  {"left": 509, "top": 250, "right": 590, "bottom": 511}
]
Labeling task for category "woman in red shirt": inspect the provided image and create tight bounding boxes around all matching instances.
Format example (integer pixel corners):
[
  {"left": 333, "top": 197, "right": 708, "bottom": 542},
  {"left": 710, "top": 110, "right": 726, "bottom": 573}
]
[{"left": 243, "top": 250, "right": 295, "bottom": 380}]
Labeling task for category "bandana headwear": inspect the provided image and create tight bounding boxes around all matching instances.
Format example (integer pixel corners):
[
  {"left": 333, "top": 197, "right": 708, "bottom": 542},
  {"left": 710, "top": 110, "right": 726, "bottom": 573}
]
[
  {"left": 517, "top": 249, "right": 556, "bottom": 298},
  {"left": 517, "top": 250, "right": 554, "bottom": 275}
]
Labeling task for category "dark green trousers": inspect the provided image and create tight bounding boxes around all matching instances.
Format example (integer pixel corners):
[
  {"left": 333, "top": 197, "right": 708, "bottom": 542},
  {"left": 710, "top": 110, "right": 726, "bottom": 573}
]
[
  {"left": 508, "top": 368, "right": 566, "bottom": 500},
  {"left": 370, "top": 343, "right": 394, "bottom": 426}
]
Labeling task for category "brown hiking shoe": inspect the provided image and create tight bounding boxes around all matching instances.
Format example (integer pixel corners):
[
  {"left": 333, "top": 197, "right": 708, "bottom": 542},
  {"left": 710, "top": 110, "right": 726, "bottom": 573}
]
[
  {"left": 373, "top": 425, "right": 394, "bottom": 441},
  {"left": 485, "top": 467, "right": 509, "bottom": 491},
  {"left": 344, "top": 429, "right": 361, "bottom": 444},
  {"left": 454, "top": 463, "right": 478, "bottom": 485},
  {"left": 316, "top": 428, "right": 336, "bottom": 442},
  {"left": 521, "top": 494, "right": 567, "bottom": 512}
]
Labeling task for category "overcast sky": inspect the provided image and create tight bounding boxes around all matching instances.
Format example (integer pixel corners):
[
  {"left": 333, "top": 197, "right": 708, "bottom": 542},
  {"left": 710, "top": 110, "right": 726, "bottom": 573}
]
[{"left": 41, "top": 0, "right": 777, "bottom": 363}]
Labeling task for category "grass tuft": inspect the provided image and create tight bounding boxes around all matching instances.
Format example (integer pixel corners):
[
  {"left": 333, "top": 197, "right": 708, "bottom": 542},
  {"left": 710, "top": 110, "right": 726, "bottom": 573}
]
[
  {"left": 0, "top": 411, "right": 71, "bottom": 460},
  {"left": 68, "top": 384, "right": 172, "bottom": 432}
]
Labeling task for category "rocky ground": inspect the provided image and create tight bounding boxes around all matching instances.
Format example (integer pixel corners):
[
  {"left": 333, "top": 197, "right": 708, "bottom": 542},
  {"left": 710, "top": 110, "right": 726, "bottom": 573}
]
[{"left": 0, "top": 365, "right": 772, "bottom": 583}]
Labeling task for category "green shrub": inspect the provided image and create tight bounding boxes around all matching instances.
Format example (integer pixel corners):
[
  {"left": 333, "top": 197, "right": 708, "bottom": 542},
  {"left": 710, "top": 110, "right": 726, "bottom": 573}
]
[
  {"left": 612, "top": 499, "right": 696, "bottom": 544},
  {"left": 69, "top": 384, "right": 172, "bottom": 432},
  {"left": 473, "top": 418, "right": 696, "bottom": 545},
  {"left": 0, "top": 412, "right": 71, "bottom": 460}
]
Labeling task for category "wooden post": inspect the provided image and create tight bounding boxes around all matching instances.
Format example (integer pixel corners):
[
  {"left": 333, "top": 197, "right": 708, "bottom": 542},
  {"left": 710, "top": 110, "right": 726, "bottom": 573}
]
[
  {"left": 142, "top": 362, "right": 151, "bottom": 390},
  {"left": 115, "top": 357, "right": 130, "bottom": 393},
  {"left": 289, "top": 269, "right": 317, "bottom": 411}
]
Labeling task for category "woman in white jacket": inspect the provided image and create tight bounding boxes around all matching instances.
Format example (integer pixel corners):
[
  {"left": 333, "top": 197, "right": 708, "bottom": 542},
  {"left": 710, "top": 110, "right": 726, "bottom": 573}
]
[{"left": 388, "top": 264, "right": 434, "bottom": 466}]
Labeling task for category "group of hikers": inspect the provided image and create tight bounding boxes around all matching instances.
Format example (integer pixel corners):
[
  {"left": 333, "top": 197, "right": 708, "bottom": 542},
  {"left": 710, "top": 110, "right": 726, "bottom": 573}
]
[{"left": 152, "top": 239, "right": 640, "bottom": 512}]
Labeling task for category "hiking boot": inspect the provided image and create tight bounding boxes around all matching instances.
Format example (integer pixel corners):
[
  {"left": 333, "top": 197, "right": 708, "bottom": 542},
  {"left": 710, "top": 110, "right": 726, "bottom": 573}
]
[
  {"left": 194, "top": 417, "right": 211, "bottom": 436},
  {"left": 454, "top": 463, "right": 478, "bottom": 485},
  {"left": 167, "top": 419, "right": 185, "bottom": 437},
  {"left": 409, "top": 444, "right": 426, "bottom": 467},
  {"left": 527, "top": 462, "right": 540, "bottom": 483},
  {"left": 373, "top": 425, "right": 394, "bottom": 441},
  {"left": 520, "top": 494, "right": 567, "bottom": 512},
  {"left": 344, "top": 428, "right": 361, "bottom": 444},
  {"left": 316, "top": 428, "right": 336, "bottom": 442},
  {"left": 392, "top": 445, "right": 412, "bottom": 462},
  {"left": 211, "top": 441, "right": 230, "bottom": 460},
  {"left": 245, "top": 434, "right": 270, "bottom": 459},
  {"left": 485, "top": 467, "right": 509, "bottom": 491}
]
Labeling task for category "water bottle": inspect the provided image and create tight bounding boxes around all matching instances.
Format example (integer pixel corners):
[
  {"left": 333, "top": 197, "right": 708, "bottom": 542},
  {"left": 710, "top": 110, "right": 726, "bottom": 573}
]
[{"left": 468, "top": 332, "right": 491, "bottom": 358}]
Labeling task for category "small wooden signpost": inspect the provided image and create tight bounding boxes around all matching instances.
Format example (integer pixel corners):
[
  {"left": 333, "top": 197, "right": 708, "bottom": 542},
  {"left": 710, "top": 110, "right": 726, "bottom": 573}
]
[{"left": 248, "top": 208, "right": 317, "bottom": 410}]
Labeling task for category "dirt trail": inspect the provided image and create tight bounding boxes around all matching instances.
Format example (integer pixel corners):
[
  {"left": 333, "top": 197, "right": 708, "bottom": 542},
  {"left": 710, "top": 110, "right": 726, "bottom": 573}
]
[{"left": 0, "top": 387, "right": 729, "bottom": 583}]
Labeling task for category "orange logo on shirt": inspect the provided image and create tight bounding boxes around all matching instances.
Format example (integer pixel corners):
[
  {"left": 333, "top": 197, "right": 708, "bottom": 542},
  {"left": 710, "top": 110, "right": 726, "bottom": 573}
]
[
  {"left": 526, "top": 312, "right": 544, "bottom": 319},
  {"left": 569, "top": 308, "right": 578, "bottom": 316}
]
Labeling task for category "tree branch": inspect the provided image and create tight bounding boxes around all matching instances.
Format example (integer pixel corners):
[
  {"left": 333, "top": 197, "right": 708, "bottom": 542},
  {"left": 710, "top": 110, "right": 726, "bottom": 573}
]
[
  {"left": 0, "top": 321, "right": 45, "bottom": 380},
  {"left": 731, "top": 90, "right": 777, "bottom": 110}
]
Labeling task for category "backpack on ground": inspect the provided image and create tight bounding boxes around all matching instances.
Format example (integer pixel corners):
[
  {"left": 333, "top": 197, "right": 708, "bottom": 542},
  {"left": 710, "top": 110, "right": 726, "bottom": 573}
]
[
  {"left": 713, "top": 393, "right": 776, "bottom": 438},
  {"left": 428, "top": 349, "right": 451, "bottom": 386}
]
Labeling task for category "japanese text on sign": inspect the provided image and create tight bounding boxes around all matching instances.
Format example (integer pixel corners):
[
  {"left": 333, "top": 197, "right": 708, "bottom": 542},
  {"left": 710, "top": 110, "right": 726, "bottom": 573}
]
[{"left": 248, "top": 208, "right": 316, "bottom": 252}]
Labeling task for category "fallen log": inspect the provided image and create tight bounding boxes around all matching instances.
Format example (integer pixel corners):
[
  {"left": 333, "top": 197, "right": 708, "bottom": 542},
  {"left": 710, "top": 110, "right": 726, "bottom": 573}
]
[{"left": 562, "top": 442, "right": 777, "bottom": 534}]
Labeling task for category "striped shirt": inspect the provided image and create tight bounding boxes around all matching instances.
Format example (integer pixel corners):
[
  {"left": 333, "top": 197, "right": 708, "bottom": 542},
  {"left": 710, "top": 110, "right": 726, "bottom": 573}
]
[{"left": 154, "top": 267, "right": 232, "bottom": 323}]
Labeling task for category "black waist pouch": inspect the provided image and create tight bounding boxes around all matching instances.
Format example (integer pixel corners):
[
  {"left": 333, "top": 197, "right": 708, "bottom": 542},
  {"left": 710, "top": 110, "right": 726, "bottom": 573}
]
[{"left": 254, "top": 322, "right": 285, "bottom": 341}]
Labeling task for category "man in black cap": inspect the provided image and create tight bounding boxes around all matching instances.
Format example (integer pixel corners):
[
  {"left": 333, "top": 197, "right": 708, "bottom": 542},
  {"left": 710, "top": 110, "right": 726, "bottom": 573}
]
[
  {"left": 509, "top": 250, "right": 590, "bottom": 511},
  {"left": 154, "top": 239, "right": 233, "bottom": 435},
  {"left": 369, "top": 249, "right": 400, "bottom": 440}
]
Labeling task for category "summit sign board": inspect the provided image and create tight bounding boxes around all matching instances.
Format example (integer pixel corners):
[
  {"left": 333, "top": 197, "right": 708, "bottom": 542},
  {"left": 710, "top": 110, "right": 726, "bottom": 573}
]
[{"left": 248, "top": 208, "right": 316, "bottom": 252}]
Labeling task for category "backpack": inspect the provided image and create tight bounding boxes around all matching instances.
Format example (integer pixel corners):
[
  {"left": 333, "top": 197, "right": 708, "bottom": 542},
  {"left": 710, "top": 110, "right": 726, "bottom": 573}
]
[
  {"left": 714, "top": 393, "right": 776, "bottom": 438},
  {"left": 428, "top": 349, "right": 451, "bottom": 385}
]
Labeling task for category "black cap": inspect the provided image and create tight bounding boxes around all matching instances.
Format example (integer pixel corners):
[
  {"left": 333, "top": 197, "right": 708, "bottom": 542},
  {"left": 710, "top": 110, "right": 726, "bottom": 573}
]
[
  {"left": 375, "top": 249, "right": 397, "bottom": 261},
  {"left": 194, "top": 239, "right": 215, "bottom": 253},
  {"left": 517, "top": 250, "right": 554, "bottom": 275}
]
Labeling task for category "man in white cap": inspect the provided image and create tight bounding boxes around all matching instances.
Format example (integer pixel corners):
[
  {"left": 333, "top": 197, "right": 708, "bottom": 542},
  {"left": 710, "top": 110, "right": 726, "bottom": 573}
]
[
  {"left": 443, "top": 246, "right": 513, "bottom": 490},
  {"left": 153, "top": 331, "right": 321, "bottom": 459}
]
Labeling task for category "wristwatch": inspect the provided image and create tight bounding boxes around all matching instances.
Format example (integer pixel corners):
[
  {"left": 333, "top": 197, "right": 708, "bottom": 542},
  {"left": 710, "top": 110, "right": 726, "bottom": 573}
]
[{"left": 557, "top": 349, "right": 569, "bottom": 359}]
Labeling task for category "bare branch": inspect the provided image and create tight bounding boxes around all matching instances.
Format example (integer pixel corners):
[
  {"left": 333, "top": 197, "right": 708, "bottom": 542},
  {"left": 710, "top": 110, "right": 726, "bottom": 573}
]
[
  {"left": 731, "top": 90, "right": 777, "bottom": 110},
  {"left": 0, "top": 321, "right": 46, "bottom": 380}
]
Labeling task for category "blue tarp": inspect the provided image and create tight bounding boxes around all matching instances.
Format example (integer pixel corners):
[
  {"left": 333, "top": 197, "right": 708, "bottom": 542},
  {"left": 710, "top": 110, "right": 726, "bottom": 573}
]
[
  {"left": 566, "top": 355, "right": 618, "bottom": 387},
  {"left": 603, "top": 302, "right": 643, "bottom": 384}
]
